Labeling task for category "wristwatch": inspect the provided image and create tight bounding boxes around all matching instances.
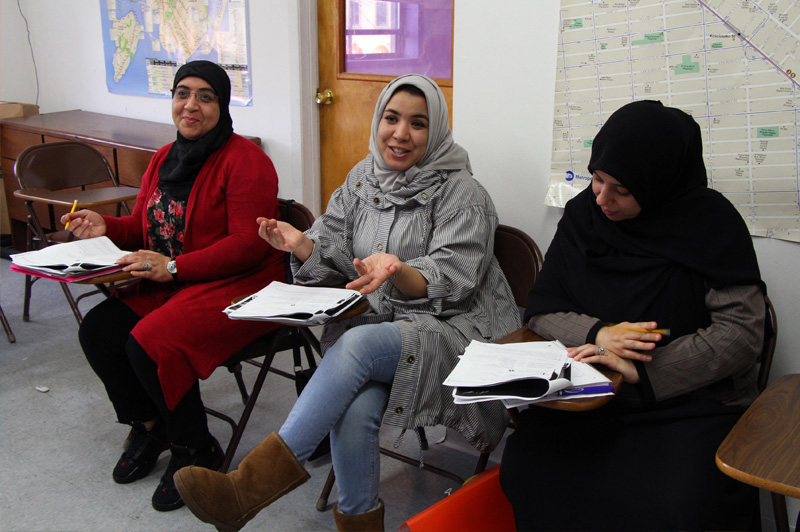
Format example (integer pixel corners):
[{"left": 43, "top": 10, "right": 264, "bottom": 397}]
[{"left": 166, "top": 260, "right": 179, "bottom": 281}]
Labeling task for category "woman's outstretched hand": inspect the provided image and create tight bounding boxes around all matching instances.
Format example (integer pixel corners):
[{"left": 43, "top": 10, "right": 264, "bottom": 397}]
[
  {"left": 257, "top": 217, "right": 314, "bottom": 261},
  {"left": 347, "top": 253, "right": 403, "bottom": 295}
]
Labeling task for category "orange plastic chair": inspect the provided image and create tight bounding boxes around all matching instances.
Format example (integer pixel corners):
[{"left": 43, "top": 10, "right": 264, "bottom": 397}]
[{"left": 397, "top": 465, "right": 515, "bottom": 532}]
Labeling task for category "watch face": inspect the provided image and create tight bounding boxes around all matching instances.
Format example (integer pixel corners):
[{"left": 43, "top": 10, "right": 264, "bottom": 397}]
[{"left": 167, "top": 261, "right": 177, "bottom": 274}]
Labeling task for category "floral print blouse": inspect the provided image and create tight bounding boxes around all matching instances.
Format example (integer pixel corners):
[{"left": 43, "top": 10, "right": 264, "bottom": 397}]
[{"left": 145, "top": 187, "right": 186, "bottom": 259}]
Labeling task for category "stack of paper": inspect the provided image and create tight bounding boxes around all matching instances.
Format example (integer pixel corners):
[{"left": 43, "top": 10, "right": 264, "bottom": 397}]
[
  {"left": 443, "top": 340, "right": 613, "bottom": 407},
  {"left": 10, "top": 236, "right": 127, "bottom": 280},
  {"left": 224, "top": 281, "right": 366, "bottom": 325}
]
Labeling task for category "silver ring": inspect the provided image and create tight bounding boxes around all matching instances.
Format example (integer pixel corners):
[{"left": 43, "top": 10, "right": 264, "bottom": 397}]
[
  {"left": 142, "top": 262, "right": 152, "bottom": 272},
  {"left": 596, "top": 346, "right": 606, "bottom": 356}
]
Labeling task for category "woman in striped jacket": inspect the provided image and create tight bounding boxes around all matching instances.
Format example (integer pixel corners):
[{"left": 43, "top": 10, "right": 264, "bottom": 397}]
[{"left": 174, "top": 74, "right": 520, "bottom": 532}]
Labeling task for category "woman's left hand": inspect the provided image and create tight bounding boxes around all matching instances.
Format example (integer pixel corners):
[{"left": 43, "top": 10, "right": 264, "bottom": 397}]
[
  {"left": 118, "top": 250, "right": 173, "bottom": 282},
  {"left": 568, "top": 344, "right": 641, "bottom": 384},
  {"left": 346, "top": 253, "right": 403, "bottom": 294}
]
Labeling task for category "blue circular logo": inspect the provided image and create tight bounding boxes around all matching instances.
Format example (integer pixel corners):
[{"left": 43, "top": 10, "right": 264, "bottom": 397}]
[{"left": 566, "top": 171, "right": 574, "bottom": 182}]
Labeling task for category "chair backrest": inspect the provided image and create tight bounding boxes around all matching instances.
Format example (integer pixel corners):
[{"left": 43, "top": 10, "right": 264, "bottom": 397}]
[
  {"left": 277, "top": 198, "right": 316, "bottom": 283},
  {"left": 14, "top": 140, "right": 119, "bottom": 191},
  {"left": 493, "top": 224, "right": 543, "bottom": 309},
  {"left": 757, "top": 295, "right": 778, "bottom": 393},
  {"left": 278, "top": 198, "right": 315, "bottom": 233},
  {"left": 398, "top": 465, "right": 516, "bottom": 532}
]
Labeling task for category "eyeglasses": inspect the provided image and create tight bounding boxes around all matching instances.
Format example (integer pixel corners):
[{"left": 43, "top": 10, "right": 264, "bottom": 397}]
[{"left": 172, "top": 88, "right": 219, "bottom": 104}]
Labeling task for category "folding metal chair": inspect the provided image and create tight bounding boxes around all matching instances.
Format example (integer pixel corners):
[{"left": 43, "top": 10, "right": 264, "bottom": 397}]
[
  {"left": 12, "top": 140, "right": 138, "bottom": 324},
  {"left": 315, "top": 223, "right": 544, "bottom": 510},
  {"left": 204, "top": 199, "right": 324, "bottom": 473}
]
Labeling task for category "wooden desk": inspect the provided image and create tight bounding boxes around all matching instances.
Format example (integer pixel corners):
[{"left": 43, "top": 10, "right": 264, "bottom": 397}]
[
  {"left": 1, "top": 110, "right": 261, "bottom": 251},
  {"left": 716, "top": 374, "right": 800, "bottom": 532},
  {"left": 496, "top": 326, "right": 623, "bottom": 412}
]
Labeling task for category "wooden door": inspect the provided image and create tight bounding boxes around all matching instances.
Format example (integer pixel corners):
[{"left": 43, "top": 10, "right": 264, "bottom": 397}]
[{"left": 317, "top": 0, "right": 454, "bottom": 211}]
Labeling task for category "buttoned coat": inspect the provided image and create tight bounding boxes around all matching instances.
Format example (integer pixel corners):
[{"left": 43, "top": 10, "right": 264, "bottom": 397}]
[{"left": 292, "top": 155, "right": 520, "bottom": 453}]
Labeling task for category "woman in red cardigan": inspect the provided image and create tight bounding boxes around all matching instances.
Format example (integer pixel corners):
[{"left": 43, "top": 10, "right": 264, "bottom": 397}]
[{"left": 61, "top": 61, "right": 284, "bottom": 512}]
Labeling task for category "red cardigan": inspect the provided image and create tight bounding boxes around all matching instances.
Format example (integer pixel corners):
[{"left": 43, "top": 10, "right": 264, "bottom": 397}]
[{"left": 104, "top": 133, "right": 284, "bottom": 409}]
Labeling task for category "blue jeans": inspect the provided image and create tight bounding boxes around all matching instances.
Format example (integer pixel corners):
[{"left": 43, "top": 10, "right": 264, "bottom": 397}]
[{"left": 278, "top": 322, "right": 402, "bottom": 514}]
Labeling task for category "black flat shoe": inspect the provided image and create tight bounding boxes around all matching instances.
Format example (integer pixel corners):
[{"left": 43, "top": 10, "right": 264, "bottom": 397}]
[
  {"left": 152, "top": 436, "right": 224, "bottom": 512},
  {"left": 112, "top": 421, "right": 168, "bottom": 484}
]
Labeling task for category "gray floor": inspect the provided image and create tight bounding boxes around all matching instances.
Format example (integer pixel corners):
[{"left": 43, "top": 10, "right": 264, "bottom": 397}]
[{"left": 0, "top": 257, "right": 502, "bottom": 532}]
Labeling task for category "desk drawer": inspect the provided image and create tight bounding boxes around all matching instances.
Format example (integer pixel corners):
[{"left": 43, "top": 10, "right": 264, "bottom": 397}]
[
  {"left": 117, "top": 148, "right": 155, "bottom": 187},
  {"left": 1, "top": 128, "right": 43, "bottom": 160}
]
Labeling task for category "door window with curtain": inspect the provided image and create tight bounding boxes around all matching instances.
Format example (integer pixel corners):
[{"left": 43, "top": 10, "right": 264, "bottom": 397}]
[{"left": 344, "top": 0, "right": 453, "bottom": 82}]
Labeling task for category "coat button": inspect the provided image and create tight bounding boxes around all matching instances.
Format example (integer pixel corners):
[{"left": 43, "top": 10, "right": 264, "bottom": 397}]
[
  {"left": 376, "top": 243, "right": 383, "bottom": 251},
  {"left": 407, "top": 355, "right": 415, "bottom": 364},
  {"left": 420, "top": 192, "right": 429, "bottom": 200},
  {"left": 355, "top": 181, "right": 362, "bottom": 188},
  {"left": 373, "top": 197, "right": 380, "bottom": 204},
  {"left": 395, "top": 406, "right": 404, "bottom": 414}
]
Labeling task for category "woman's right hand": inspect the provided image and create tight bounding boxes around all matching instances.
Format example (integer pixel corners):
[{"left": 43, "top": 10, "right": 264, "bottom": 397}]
[
  {"left": 594, "top": 321, "right": 663, "bottom": 362},
  {"left": 257, "top": 217, "right": 314, "bottom": 261},
  {"left": 60, "top": 209, "right": 107, "bottom": 239}
]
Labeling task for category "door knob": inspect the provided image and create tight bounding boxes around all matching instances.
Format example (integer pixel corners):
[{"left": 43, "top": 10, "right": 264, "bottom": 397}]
[{"left": 316, "top": 89, "right": 334, "bottom": 105}]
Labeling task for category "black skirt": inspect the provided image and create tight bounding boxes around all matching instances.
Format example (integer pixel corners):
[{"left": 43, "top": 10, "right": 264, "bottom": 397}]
[{"left": 499, "top": 395, "right": 760, "bottom": 531}]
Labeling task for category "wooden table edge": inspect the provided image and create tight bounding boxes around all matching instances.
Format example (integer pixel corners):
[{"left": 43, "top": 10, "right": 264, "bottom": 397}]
[
  {"left": 75, "top": 270, "right": 134, "bottom": 285},
  {"left": 14, "top": 187, "right": 140, "bottom": 207},
  {"left": 714, "top": 374, "right": 800, "bottom": 499}
]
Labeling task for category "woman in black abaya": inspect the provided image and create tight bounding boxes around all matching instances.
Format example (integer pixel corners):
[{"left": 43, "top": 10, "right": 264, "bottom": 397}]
[{"left": 500, "top": 100, "right": 767, "bottom": 531}]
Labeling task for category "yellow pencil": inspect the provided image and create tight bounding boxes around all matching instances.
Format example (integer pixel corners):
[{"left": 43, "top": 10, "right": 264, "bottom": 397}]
[
  {"left": 65, "top": 200, "right": 78, "bottom": 229},
  {"left": 627, "top": 327, "right": 670, "bottom": 336}
]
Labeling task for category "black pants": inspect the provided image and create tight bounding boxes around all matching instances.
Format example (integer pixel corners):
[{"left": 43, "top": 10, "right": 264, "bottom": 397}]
[{"left": 79, "top": 296, "right": 213, "bottom": 448}]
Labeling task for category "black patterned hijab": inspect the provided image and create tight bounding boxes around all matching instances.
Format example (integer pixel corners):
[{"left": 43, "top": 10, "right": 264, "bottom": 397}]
[
  {"left": 525, "top": 101, "right": 763, "bottom": 340},
  {"left": 158, "top": 60, "right": 233, "bottom": 199}
]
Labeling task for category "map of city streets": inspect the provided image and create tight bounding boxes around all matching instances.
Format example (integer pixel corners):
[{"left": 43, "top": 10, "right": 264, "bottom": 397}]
[
  {"left": 100, "top": 0, "right": 252, "bottom": 106},
  {"left": 549, "top": 0, "right": 800, "bottom": 242}
]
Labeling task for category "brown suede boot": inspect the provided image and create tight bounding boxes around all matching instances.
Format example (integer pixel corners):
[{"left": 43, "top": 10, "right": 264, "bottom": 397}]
[
  {"left": 333, "top": 499, "right": 385, "bottom": 532},
  {"left": 173, "top": 432, "right": 310, "bottom": 532}
]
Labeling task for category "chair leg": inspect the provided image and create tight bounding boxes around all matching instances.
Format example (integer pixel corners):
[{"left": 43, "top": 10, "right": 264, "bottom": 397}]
[
  {"left": 300, "top": 330, "right": 317, "bottom": 369},
  {"left": 299, "top": 327, "right": 322, "bottom": 356},
  {"left": 204, "top": 405, "right": 237, "bottom": 438},
  {"left": 58, "top": 281, "right": 83, "bottom": 325},
  {"left": 473, "top": 450, "right": 490, "bottom": 475},
  {"left": 23, "top": 274, "right": 34, "bottom": 322},
  {"left": 216, "top": 327, "right": 290, "bottom": 473},
  {"left": 230, "top": 363, "right": 250, "bottom": 404},
  {"left": 317, "top": 466, "right": 337, "bottom": 511},
  {"left": 23, "top": 269, "right": 84, "bottom": 325},
  {"left": 0, "top": 305, "right": 15, "bottom": 343},
  {"left": 771, "top": 492, "right": 790, "bottom": 532}
]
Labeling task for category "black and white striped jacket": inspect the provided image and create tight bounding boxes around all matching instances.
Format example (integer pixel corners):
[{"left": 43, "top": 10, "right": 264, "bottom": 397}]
[{"left": 293, "top": 155, "right": 521, "bottom": 453}]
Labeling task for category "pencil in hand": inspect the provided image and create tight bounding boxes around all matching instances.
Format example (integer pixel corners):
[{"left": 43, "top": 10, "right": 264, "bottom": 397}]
[
  {"left": 627, "top": 327, "right": 670, "bottom": 337},
  {"left": 65, "top": 200, "right": 78, "bottom": 229}
]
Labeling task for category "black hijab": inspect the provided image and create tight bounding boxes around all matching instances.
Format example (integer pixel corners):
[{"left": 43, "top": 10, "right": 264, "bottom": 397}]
[
  {"left": 525, "top": 100, "right": 763, "bottom": 341},
  {"left": 158, "top": 60, "right": 234, "bottom": 199}
]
